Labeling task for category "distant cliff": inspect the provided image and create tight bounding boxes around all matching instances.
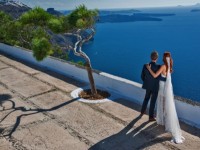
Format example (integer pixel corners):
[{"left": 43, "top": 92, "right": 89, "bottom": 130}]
[
  {"left": 0, "top": 0, "right": 31, "bottom": 18},
  {"left": 47, "top": 8, "right": 62, "bottom": 16}
]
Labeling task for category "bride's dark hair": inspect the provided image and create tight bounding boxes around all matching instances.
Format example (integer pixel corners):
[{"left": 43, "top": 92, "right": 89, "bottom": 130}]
[{"left": 163, "top": 52, "right": 173, "bottom": 73}]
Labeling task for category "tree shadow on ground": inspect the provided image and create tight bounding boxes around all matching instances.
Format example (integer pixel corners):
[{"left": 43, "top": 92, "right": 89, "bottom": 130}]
[
  {"left": 89, "top": 115, "right": 170, "bottom": 150},
  {"left": 0, "top": 94, "right": 13, "bottom": 110},
  {"left": 0, "top": 96, "right": 79, "bottom": 137}
]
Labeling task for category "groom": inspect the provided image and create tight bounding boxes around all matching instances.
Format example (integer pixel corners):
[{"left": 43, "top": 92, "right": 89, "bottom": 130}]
[{"left": 141, "top": 51, "right": 160, "bottom": 121}]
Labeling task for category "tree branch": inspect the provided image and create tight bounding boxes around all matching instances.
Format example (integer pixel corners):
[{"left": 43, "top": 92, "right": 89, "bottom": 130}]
[
  {"left": 76, "top": 27, "right": 95, "bottom": 65},
  {"left": 82, "top": 27, "right": 95, "bottom": 44},
  {"left": 19, "top": 32, "right": 31, "bottom": 47}
]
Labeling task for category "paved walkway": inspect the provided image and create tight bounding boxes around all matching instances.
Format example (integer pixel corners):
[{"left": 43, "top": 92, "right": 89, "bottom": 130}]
[{"left": 0, "top": 53, "right": 200, "bottom": 150}]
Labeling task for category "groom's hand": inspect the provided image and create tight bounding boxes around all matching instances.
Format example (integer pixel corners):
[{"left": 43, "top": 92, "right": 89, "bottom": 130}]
[{"left": 146, "top": 64, "right": 151, "bottom": 70}]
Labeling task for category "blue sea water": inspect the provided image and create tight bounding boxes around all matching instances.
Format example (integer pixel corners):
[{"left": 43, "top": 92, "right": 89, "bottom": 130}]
[{"left": 71, "top": 7, "right": 200, "bottom": 102}]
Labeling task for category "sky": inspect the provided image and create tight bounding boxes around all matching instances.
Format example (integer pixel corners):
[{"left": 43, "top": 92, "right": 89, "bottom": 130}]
[{"left": 19, "top": 0, "right": 200, "bottom": 10}]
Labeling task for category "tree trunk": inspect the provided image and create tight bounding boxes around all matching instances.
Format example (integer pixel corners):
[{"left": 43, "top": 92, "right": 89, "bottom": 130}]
[{"left": 85, "top": 62, "right": 97, "bottom": 95}]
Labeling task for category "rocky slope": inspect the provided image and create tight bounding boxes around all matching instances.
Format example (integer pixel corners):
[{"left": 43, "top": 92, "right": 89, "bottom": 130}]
[{"left": 0, "top": 0, "right": 31, "bottom": 18}]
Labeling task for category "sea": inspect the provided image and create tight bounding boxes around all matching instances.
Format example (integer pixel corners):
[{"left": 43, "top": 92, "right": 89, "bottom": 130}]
[{"left": 69, "top": 6, "right": 200, "bottom": 102}]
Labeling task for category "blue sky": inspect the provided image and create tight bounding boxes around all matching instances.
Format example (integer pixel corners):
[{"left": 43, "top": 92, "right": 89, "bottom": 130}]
[{"left": 20, "top": 0, "right": 200, "bottom": 10}]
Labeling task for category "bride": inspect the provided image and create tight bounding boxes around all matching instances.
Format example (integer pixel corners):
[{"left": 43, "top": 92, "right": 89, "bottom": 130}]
[{"left": 146, "top": 52, "right": 185, "bottom": 144}]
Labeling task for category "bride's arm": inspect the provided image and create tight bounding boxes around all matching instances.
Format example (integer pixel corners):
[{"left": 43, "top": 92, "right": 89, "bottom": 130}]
[{"left": 146, "top": 65, "right": 165, "bottom": 78}]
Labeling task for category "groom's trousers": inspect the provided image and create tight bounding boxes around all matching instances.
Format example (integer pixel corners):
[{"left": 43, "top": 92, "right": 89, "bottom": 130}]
[{"left": 141, "top": 90, "right": 158, "bottom": 118}]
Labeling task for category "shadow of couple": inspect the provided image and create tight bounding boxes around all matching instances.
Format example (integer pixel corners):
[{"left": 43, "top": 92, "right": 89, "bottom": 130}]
[{"left": 89, "top": 115, "right": 171, "bottom": 150}]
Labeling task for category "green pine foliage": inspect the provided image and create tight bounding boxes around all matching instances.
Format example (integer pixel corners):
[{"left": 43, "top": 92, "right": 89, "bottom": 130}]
[
  {"left": 32, "top": 37, "right": 53, "bottom": 61},
  {"left": 19, "top": 7, "right": 52, "bottom": 27},
  {"left": 77, "top": 61, "right": 84, "bottom": 66},
  {"left": 0, "top": 5, "right": 98, "bottom": 63},
  {"left": 0, "top": 11, "right": 18, "bottom": 45},
  {"left": 48, "top": 18, "right": 63, "bottom": 33},
  {"left": 68, "top": 5, "right": 98, "bottom": 29},
  {"left": 18, "top": 7, "right": 56, "bottom": 61}
]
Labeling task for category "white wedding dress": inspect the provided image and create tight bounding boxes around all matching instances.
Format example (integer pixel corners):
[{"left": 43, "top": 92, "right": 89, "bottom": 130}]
[{"left": 156, "top": 57, "right": 185, "bottom": 144}]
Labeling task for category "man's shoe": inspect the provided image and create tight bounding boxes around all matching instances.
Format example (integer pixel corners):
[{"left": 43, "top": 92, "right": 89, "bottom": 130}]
[
  {"left": 140, "top": 111, "right": 146, "bottom": 116},
  {"left": 149, "top": 117, "right": 156, "bottom": 122}
]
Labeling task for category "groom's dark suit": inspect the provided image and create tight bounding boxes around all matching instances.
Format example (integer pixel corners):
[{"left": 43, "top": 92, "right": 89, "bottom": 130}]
[{"left": 141, "top": 61, "right": 160, "bottom": 118}]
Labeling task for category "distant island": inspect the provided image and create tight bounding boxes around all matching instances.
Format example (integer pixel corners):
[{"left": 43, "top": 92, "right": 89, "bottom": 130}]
[
  {"left": 59, "top": 9, "right": 141, "bottom": 15},
  {"left": 98, "top": 13, "right": 175, "bottom": 23},
  {"left": 191, "top": 9, "right": 200, "bottom": 12}
]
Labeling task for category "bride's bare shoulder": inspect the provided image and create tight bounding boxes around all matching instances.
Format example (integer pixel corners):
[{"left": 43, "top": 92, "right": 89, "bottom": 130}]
[{"left": 160, "top": 65, "right": 166, "bottom": 71}]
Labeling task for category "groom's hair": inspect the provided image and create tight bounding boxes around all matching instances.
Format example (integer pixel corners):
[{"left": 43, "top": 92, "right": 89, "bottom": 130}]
[{"left": 151, "top": 51, "right": 158, "bottom": 60}]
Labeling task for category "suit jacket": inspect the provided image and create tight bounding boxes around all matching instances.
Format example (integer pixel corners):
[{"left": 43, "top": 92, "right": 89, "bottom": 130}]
[{"left": 141, "top": 62, "right": 161, "bottom": 92}]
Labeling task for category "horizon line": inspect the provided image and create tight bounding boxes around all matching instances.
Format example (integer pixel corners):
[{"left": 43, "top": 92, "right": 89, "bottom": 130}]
[{"left": 56, "top": 4, "right": 199, "bottom": 11}]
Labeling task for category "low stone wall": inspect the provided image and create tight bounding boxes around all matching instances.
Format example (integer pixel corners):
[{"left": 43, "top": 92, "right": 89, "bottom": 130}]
[{"left": 0, "top": 43, "right": 200, "bottom": 128}]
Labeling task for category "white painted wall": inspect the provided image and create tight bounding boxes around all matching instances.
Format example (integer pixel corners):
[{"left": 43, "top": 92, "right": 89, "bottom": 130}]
[{"left": 0, "top": 43, "right": 200, "bottom": 128}]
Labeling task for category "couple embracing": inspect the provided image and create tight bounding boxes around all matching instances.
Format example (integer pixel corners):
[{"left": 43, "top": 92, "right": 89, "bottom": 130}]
[{"left": 141, "top": 51, "right": 185, "bottom": 144}]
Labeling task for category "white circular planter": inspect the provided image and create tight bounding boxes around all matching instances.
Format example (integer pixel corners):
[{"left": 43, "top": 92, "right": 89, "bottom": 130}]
[{"left": 71, "top": 87, "right": 114, "bottom": 103}]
